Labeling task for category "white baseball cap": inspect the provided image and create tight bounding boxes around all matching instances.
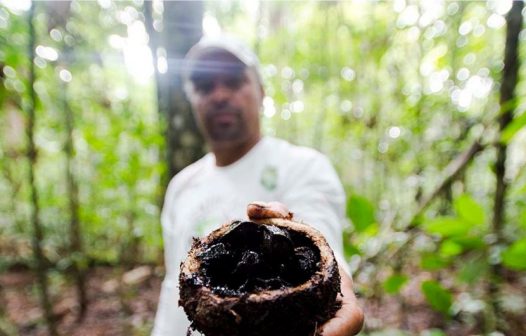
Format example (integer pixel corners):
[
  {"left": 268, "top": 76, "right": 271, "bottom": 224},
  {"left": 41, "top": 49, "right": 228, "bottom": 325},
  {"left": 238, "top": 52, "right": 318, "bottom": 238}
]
[{"left": 183, "top": 34, "right": 262, "bottom": 83}]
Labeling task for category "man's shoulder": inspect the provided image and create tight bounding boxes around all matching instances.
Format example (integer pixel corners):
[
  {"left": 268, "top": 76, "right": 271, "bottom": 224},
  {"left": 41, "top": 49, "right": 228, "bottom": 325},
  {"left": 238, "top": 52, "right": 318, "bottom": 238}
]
[
  {"left": 166, "top": 154, "right": 211, "bottom": 191},
  {"left": 265, "top": 137, "right": 328, "bottom": 162}
]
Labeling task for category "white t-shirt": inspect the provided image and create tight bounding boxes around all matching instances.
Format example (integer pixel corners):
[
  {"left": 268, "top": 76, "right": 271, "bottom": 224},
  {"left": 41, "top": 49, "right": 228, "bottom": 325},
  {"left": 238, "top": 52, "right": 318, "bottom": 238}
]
[{"left": 152, "top": 136, "right": 348, "bottom": 336}]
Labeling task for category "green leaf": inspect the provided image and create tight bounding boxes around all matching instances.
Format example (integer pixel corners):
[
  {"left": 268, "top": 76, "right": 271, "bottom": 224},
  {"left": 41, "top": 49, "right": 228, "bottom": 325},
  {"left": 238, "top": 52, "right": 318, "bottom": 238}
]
[
  {"left": 421, "top": 254, "right": 450, "bottom": 270},
  {"left": 457, "top": 258, "right": 488, "bottom": 285},
  {"left": 502, "top": 239, "right": 526, "bottom": 270},
  {"left": 343, "top": 242, "right": 361, "bottom": 259},
  {"left": 451, "top": 236, "right": 486, "bottom": 250},
  {"left": 454, "top": 194, "right": 485, "bottom": 226},
  {"left": 421, "top": 280, "right": 453, "bottom": 315},
  {"left": 501, "top": 111, "right": 526, "bottom": 143},
  {"left": 363, "top": 222, "right": 379, "bottom": 236},
  {"left": 383, "top": 274, "right": 408, "bottom": 294},
  {"left": 346, "top": 194, "right": 376, "bottom": 232},
  {"left": 423, "top": 217, "right": 472, "bottom": 237},
  {"left": 439, "top": 240, "right": 463, "bottom": 258}
]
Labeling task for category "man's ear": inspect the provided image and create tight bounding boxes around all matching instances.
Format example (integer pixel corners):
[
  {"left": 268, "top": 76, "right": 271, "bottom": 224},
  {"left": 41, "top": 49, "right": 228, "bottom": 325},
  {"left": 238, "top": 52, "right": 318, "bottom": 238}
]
[{"left": 184, "top": 81, "right": 195, "bottom": 102}]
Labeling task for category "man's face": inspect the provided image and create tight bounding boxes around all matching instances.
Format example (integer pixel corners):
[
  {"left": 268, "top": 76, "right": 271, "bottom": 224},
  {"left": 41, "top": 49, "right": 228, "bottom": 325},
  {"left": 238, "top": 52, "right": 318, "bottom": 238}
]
[{"left": 187, "top": 51, "right": 263, "bottom": 150}]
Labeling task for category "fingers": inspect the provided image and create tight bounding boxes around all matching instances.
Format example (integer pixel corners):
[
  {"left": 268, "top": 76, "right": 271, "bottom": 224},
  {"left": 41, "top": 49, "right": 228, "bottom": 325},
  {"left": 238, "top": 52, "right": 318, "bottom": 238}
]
[
  {"left": 331, "top": 298, "right": 364, "bottom": 335},
  {"left": 320, "top": 293, "right": 364, "bottom": 336},
  {"left": 247, "top": 201, "right": 293, "bottom": 220},
  {"left": 319, "top": 265, "right": 364, "bottom": 336}
]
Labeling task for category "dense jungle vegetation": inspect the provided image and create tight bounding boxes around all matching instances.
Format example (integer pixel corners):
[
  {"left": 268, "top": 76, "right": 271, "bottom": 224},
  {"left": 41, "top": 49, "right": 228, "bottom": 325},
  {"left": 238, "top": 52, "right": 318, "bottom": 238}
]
[{"left": 0, "top": 1, "right": 525, "bottom": 335}]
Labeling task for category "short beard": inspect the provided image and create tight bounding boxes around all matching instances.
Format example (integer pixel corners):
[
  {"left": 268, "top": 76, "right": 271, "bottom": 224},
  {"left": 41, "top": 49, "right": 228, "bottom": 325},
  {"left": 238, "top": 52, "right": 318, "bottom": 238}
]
[{"left": 205, "top": 107, "right": 246, "bottom": 142}]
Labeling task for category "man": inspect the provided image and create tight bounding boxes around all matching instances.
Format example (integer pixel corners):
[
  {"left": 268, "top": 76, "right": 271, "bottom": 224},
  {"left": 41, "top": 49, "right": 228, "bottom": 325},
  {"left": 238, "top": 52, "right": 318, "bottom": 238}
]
[{"left": 152, "top": 35, "right": 364, "bottom": 336}]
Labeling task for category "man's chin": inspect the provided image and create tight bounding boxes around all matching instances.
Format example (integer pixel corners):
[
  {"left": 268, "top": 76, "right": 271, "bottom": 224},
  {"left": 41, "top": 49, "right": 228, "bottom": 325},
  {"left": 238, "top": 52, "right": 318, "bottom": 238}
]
[
  {"left": 208, "top": 134, "right": 247, "bottom": 149},
  {"left": 210, "top": 138, "right": 242, "bottom": 147},
  {"left": 209, "top": 128, "right": 243, "bottom": 142}
]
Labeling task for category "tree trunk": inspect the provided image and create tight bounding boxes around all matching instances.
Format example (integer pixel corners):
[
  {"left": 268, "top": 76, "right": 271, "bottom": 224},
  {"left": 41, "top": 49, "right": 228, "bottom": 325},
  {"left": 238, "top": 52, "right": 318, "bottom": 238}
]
[
  {"left": 489, "top": 0, "right": 524, "bottom": 332},
  {"left": 62, "top": 78, "right": 87, "bottom": 320},
  {"left": 26, "top": 3, "right": 58, "bottom": 335},
  {"left": 44, "top": 0, "right": 88, "bottom": 321},
  {"left": 145, "top": 1, "right": 206, "bottom": 186}
]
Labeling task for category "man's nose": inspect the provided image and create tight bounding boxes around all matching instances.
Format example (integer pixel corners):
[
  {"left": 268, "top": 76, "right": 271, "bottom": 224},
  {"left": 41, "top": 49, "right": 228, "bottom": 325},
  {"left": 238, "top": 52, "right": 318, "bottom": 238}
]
[{"left": 209, "top": 82, "right": 232, "bottom": 103}]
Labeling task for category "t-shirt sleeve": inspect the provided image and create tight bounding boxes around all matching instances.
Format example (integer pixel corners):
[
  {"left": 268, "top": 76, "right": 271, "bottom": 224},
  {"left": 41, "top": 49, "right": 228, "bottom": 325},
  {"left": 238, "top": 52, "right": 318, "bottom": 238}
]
[
  {"left": 152, "top": 178, "right": 193, "bottom": 335},
  {"left": 279, "top": 152, "right": 350, "bottom": 274}
]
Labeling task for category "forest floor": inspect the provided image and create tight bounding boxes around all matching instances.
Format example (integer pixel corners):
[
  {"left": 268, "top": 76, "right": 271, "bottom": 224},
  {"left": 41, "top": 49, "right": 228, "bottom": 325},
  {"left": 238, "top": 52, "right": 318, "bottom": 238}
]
[{"left": 0, "top": 266, "right": 524, "bottom": 336}]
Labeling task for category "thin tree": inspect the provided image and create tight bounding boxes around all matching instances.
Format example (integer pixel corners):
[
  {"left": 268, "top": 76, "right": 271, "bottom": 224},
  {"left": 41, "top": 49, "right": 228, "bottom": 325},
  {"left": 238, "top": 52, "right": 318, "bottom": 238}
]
[
  {"left": 26, "top": 3, "right": 58, "bottom": 335},
  {"left": 43, "top": 0, "right": 88, "bottom": 320},
  {"left": 490, "top": 0, "right": 524, "bottom": 331},
  {"left": 61, "top": 74, "right": 87, "bottom": 320}
]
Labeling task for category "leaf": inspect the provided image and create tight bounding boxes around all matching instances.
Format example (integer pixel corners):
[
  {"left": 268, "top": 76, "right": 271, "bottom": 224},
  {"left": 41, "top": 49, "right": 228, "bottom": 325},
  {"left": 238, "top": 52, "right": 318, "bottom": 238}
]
[
  {"left": 423, "top": 217, "right": 472, "bottom": 237},
  {"left": 439, "top": 240, "right": 463, "bottom": 258},
  {"left": 346, "top": 194, "right": 376, "bottom": 232},
  {"left": 344, "top": 242, "right": 361, "bottom": 259},
  {"left": 363, "top": 222, "right": 379, "bottom": 236},
  {"left": 454, "top": 194, "right": 485, "bottom": 226},
  {"left": 501, "top": 111, "right": 526, "bottom": 143},
  {"left": 421, "top": 254, "right": 450, "bottom": 270},
  {"left": 383, "top": 274, "right": 408, "bottom": 294},
  {"left": 451, "top": 236, "right": 486, "bottom": 250},
  {"left": 502, "top": 239, "right": 526, "bottom": 270},
  {"left": 457, "top": 258, "right": 488, "bottom": 285},
  {"left": 421, "top": 280, "right": 453, "bottom": 315}
]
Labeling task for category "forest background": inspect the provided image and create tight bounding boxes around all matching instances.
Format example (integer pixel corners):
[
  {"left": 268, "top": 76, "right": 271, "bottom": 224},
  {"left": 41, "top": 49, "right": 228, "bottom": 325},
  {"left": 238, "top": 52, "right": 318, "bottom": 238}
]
[{"left": 0, "top": 0, "right": 525, "bottom": 335}]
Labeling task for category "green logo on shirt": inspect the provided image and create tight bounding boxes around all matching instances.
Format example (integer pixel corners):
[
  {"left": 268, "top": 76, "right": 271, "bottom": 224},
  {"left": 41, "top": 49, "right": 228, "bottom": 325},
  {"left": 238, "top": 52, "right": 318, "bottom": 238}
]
[{"left": 260, "top": 165, "right": 278, "bottom": 191}]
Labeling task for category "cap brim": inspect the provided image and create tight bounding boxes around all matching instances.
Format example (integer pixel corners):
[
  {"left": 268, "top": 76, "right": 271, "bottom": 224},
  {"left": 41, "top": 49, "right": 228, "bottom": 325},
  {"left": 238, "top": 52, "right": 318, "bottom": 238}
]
[{"left": 183, "top": 35, "right": 261, "bottom": 83}]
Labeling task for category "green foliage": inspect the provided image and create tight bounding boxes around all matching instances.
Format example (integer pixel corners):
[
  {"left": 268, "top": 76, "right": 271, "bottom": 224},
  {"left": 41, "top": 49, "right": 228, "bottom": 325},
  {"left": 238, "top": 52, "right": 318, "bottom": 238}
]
[
  {"left": 383, "top": 274, "right": 408, "bottom": 294},
  {"left": 1, "top": 1, "right": 526, "bottom": 334},
  {"left": 346, "top": 194, "right": 376, "bottom": 233},
  {"left": 420, "top": 254, "right": 451, "bottom": 271},
  {"left": 453, "top": 194, "right": 485, "bottom": 226},
  {"left": 457, "top": 257, "right": 488, "bottom": 285},
  {"left": 501, "top": 238, "right": 526, "bottom": 271},
  {"left": 449, "top": 236, "right": 485, "bottom": 250},
  {"left": 0, "top": 1, "right": 162, "bottom": 267},
  {"left": 424, "top": 194, "right": 487, "bottom": 241},
  {"left": 501, "top": 111, "right": 526, "bottom": 143},
  {"left": 343, "top": 242, "right": 361, "bottom": 259},
  {"left": 423, "top": 217, "right": 472, "bottom": 237},
  {"left": 439, "top": 240, "right": 463, "bottom": 258},
  {"left": 421, "top": 280, "right": 453, "bottom": 315}
]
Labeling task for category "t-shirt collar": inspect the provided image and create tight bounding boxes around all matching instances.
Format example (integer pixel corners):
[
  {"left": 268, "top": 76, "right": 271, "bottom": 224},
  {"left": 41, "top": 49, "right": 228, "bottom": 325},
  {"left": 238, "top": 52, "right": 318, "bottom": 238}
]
[{"left": 212, "top": 136, "right": 268, "bottom": 171}]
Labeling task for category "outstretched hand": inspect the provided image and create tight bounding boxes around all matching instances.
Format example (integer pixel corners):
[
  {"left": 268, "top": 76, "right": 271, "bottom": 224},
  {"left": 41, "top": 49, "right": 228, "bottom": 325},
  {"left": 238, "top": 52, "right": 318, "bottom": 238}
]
[{"left": 319, "top": 265, "right": 364, "bottom": 336}]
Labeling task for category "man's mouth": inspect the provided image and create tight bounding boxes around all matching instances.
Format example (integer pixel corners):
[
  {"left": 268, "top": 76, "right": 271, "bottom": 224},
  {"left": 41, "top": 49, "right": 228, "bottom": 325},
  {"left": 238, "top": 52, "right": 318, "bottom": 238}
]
[
  {"left": 208, "top": 108, "right": 240, "bottom": 126},
  {"left": 213, "top": 112, "right": 237, "bottom": 124}
]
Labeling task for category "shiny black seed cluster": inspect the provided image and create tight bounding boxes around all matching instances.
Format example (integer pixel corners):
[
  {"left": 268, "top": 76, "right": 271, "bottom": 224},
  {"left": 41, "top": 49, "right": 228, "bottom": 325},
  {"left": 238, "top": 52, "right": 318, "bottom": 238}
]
[{"left": 197, "top": 221, "right": 320, "bottom": 296}]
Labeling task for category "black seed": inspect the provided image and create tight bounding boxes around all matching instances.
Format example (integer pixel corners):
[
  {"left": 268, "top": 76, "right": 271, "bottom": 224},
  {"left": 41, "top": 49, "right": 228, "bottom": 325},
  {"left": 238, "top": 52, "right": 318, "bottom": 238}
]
[{"left": 198, "top": 221, "right": 320, "bottom": 295}]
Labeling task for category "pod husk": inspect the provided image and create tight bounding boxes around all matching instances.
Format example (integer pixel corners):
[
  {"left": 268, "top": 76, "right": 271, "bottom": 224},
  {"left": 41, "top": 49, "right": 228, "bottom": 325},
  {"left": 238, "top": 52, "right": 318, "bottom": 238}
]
[{"left": 179, "top": 218, "right": 341, "bottom": 336}]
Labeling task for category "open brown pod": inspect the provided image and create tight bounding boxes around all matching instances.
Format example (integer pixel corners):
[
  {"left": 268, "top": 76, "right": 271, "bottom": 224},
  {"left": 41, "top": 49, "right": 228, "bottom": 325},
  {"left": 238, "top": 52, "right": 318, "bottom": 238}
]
[{"left": 179, "top": 207, "right": 341, "bottom": 336}]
